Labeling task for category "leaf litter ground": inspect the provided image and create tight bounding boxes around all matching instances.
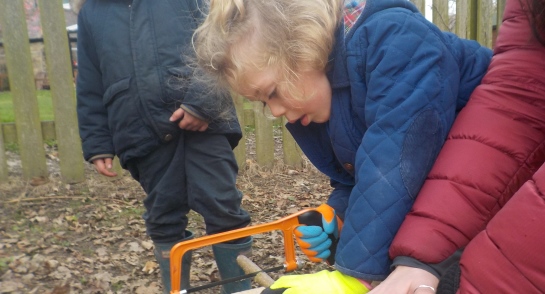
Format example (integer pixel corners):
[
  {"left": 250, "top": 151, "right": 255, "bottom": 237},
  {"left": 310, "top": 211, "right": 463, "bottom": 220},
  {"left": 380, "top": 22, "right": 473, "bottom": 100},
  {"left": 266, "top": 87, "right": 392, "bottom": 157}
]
[{"left": 0, "top": 132, "right": 333, "bottom": 293}]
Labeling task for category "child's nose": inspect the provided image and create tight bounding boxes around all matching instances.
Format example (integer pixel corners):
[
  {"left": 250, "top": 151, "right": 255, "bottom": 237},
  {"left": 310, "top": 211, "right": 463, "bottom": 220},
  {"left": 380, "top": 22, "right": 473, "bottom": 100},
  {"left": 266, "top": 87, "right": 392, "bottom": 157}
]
[{"left": 268, "top": 102, "right": 285, "bottom": 118}]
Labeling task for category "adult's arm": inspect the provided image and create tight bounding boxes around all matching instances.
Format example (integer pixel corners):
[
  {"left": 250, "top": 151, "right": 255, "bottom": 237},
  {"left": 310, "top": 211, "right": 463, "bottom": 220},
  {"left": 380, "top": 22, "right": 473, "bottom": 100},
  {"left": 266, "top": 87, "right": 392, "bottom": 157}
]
[
  {"left": 390, "top": 0, "right": 545, "bottom": 262},
  {"left": 456, "top": 164, "right": 545, "bottom": 292}
]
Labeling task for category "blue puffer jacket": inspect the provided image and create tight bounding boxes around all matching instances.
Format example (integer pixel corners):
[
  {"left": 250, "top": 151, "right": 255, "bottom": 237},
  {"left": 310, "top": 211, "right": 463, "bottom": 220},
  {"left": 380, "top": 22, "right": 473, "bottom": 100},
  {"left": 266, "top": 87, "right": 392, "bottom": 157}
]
[
  {"left": 287, "top": 0, "right": 492, "bottom": 280},
  {"left": 76, "top": 0, "right": 241, "bottom": 167}
]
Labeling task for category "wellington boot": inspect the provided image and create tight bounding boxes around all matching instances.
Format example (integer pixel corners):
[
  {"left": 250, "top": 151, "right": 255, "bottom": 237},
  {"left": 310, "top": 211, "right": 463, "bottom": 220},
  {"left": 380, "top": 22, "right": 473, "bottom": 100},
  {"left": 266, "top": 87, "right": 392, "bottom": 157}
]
[
  {"left": 212, "top": 237, "right": 253, "bottom": 294},
  {"left": 154, "top": 231, "right": 194, "bottom": 294}
]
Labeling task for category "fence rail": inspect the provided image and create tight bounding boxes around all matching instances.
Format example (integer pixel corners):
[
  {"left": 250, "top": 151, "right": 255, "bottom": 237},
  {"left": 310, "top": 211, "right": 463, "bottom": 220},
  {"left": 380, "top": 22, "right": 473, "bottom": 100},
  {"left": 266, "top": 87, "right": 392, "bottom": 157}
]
[{"left": 0, "top": 0, "right": 504, "bottom": 184}]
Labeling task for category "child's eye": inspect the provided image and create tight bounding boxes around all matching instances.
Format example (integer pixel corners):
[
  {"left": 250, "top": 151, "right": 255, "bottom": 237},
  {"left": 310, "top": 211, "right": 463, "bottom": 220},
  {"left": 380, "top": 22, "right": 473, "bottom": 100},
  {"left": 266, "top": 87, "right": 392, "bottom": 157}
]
[{"left": 268, "top": 89, "right": 276, "bottom": 100}]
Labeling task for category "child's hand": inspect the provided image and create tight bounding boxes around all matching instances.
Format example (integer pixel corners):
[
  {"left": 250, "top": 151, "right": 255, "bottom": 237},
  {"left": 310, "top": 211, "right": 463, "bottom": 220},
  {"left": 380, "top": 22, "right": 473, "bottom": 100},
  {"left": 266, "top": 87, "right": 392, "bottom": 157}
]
[
  {"left": 295, "top": 204, "right": 341, "bottom": 263},
  {"left": 92, "top": 158, "right": 117, "bottom": 177},
  {"left": 170, "top": 108, "right": 208, "bottom": 131}
]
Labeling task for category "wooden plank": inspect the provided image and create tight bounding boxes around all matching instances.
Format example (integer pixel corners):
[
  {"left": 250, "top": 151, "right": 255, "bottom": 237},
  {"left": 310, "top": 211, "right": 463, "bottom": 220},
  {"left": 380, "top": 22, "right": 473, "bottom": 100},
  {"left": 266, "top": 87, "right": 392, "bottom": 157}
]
[
  {"left": 410, "top": 0, "right": 426, "bottom": 14},
  {"left": 431, "top": 0, "right": 450, "bottom": 32},
  {"left": 496, "top": 0, "right": 507, "bottom": 31},
  {"left": 1, "top": 123, "right": 17, "bottom": 145},
  {"left": 244, "top": 108, "right": 255, "bottom": 128},
  {"left": 477, "top": 0, "right": 494, "bottom": 48},
  {"left": 38, "top": 0, "right": 85, "bottom": 183},
  {"left": 455, "top": 0, "right": 468, "bottom": 39},
  {"left": 41, "top": 121, "right": 56, "bottom": 141},
  {"left": 281, "top": 117, "right": 302, "bottom": 169},
  {"left": 0, "top": 0, "right": 48, "bottom": 180},
  {"left": 253, "top": 102, "right": 274, "bottom": 168},
  {"left": 233, "top": 94, "right": 247, "bottom": 169},
  {"left": 0, "top": 122, "right": 7, "bottom": 183},
  {"left": 1, "top": 121, "right": 58, "bottom": 143},
  {"left": 456, "top": 0, "right": 478, "bottom": 40}
]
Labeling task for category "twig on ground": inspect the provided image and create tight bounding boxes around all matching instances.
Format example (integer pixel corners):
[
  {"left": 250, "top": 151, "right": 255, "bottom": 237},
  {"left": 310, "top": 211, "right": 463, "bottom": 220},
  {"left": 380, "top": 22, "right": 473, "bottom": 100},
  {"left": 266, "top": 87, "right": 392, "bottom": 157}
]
[{"left": 7, "top": 196, "right": 129, "bottom": 204}]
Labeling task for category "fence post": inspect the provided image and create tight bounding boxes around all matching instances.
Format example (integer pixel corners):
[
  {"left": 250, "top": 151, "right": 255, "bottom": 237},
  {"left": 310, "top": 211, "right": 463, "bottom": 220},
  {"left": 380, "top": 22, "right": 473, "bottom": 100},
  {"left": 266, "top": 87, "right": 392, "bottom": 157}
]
[
  {"left": 431, "top": 0, "right": 450, "bottom": 32},
  {"left": 455, "top": 0, "right": 469, "bottom": 39},
  {"left": 410, "top": 0, "right": 426, "bottom": 14},
  {"left": 281, "top": 117, "right": 302, "bottom": 169},
  {"left": 252, "top": 102, "right": 274, "bottom": 168},
  {"left": 477, "top": 0, "right": 494, "bottom": 48},
  {"left": 496, "top": 0, "right": 507, "bottom": 32},
  {"left": 37, "top": 0, "right": 85, "bottom": 183},
  {"left": 0, "top": 125, "right": 7, "bottom": 183},
  {"left": 233, "top": 95, "right": 247, "bottom": 169},
  {"left": 0, "top": 0, "right": 48, "bottom": 180}
]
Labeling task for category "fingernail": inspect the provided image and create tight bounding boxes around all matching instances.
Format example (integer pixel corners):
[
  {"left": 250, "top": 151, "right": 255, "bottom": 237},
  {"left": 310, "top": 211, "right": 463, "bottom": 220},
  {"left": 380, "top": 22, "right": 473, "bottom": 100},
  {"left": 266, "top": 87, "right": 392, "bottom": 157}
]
[{"left": 107, "top": 164, "right": 112, "bottom": 169}]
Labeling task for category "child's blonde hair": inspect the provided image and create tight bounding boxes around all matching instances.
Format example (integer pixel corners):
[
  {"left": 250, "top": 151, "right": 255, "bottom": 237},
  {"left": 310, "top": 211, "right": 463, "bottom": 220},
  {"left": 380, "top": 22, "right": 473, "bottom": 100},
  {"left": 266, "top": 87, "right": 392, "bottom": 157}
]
[{"left": 193, "top": 0, "right": 343, "bottom": 101}]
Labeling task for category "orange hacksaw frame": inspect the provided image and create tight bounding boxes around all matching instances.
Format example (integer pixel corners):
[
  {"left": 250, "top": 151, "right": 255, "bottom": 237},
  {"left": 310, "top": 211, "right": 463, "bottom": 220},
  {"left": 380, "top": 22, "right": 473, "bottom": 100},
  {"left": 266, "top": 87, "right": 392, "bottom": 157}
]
[{"left": 169, "top": 206, "right": 324, "bottom": 293}]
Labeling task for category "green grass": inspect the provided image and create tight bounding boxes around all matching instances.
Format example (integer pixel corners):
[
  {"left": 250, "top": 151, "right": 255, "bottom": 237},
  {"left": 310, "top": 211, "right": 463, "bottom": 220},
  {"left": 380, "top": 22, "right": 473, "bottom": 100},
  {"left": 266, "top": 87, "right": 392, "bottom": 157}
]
[
  {"left": 0, "top": 257, "right": 13, "bottom": 273},
  {"left": 0, "top": 90, "right": 54, "bottom": 123}
]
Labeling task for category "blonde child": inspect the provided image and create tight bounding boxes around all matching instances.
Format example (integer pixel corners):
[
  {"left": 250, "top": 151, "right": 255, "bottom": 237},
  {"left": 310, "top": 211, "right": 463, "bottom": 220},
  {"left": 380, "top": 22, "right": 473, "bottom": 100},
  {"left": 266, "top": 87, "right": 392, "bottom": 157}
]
[{"left": 193, "top": 0, "right": 492, "bottom": 292}]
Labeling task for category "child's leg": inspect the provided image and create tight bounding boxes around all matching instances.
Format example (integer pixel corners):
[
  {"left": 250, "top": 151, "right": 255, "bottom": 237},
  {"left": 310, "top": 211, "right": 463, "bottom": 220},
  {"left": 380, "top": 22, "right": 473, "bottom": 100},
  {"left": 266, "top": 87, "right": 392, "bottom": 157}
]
[
  {"left": 125, "top": 135, "right": 193, "bottom": 293},
  {"left": 184, "top": 131, "right": 251, "bottom": 235},
  {"left": 185, "top": 132, "right": 252, "bottom": 293}
]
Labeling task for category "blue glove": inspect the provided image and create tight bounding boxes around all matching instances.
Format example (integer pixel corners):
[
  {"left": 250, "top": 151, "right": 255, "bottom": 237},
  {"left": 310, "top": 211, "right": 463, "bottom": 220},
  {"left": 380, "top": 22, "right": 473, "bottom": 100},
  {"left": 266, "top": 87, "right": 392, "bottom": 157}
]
[{"left": 295, "top": 204, "right": 341, "bottom": 263}]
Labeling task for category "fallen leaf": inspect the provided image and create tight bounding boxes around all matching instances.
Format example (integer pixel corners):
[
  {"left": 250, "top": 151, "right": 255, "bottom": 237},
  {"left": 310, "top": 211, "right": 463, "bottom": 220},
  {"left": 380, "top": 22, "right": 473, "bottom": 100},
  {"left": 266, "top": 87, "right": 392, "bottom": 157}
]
[
  {"left": 142, "top": 261, "right": 158, "bottom": 274},
  {"left": 128, "top": 242, "right": 144, "bottom": 253},
  {"left": 134, "top": 282, "right": 161, "bottom": 294}
]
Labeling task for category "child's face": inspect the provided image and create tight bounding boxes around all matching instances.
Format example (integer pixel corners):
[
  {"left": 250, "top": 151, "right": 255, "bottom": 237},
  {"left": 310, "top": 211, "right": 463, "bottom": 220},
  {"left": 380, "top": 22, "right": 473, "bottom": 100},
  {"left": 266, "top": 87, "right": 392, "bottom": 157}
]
[{"left": 238, "top": 66, "right": 332, "bottom": 126}]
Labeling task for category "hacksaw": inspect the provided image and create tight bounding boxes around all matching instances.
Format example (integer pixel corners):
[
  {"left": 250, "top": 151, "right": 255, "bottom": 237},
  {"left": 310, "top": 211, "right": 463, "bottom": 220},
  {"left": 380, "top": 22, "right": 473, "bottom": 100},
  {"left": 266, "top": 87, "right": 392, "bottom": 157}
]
[{"left": 169, "top": 204, "right": 339, "bottom": 293}]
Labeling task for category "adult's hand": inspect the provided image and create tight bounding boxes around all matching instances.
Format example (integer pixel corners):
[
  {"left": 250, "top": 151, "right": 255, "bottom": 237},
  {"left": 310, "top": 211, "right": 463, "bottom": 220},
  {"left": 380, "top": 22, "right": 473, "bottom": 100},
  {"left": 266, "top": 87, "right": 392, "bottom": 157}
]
[
  {"left": 92, "top": 158, "right": 117, "bottom": 177},
  {"left": 369, "top": 265, "right": 438, "bottom": 294},
  {"left": 170, "top": 108, "right": 208, "bottom": 131}
]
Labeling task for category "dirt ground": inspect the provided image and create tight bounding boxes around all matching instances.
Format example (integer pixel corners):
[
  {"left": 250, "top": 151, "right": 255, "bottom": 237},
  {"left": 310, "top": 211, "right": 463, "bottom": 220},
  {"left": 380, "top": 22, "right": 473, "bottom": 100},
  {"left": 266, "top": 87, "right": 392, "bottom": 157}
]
[{"left": 0, "top": 133, "right": 333, "bottom": 294}]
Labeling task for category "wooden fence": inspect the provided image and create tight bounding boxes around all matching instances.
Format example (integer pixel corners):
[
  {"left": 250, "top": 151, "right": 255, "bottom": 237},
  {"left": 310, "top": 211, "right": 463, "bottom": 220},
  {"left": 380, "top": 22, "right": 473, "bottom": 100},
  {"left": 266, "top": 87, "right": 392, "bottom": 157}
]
[{"left": 0, "top": 0, "right": 505, "bottom": 184}]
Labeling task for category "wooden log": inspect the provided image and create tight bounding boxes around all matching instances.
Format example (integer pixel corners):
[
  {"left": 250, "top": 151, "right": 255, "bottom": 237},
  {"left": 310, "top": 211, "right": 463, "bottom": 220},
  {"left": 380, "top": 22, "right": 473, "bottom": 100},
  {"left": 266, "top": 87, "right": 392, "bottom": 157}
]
[
  {"left": 0, "top": 0, "right": 48, "bottom": 180},
  {"left": 236, "top": 255, "right": 276, "bottom": 288}
]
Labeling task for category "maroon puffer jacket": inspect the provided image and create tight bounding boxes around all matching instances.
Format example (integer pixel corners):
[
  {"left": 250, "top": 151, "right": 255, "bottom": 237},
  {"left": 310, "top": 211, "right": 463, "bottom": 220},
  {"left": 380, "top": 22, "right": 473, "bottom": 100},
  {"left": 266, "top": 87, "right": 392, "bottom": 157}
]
[{"left": 389, "top": 0, "right": 545, "bottom": 292}]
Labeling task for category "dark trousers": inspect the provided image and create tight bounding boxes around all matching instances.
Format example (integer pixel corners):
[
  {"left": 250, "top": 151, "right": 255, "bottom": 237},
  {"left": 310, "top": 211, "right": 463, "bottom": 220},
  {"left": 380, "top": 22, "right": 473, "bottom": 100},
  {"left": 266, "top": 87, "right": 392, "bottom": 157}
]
[{"left": 126, "top": 131, "right": 251, "bottom": 243}]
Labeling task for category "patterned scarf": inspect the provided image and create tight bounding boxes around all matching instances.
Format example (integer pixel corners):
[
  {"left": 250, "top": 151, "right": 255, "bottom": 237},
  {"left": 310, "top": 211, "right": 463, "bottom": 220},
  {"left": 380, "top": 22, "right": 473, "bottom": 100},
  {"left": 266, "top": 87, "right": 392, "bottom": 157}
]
[{"left": 344, "top": 0, "right": 366, "bottom": 34}]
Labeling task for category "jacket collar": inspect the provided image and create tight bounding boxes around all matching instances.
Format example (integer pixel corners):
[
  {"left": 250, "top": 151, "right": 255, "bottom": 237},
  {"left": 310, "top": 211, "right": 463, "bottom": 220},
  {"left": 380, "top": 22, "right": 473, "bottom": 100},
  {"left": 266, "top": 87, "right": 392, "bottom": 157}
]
[{"left": 326, "top": 25, "right": 351, "bottom": 89}]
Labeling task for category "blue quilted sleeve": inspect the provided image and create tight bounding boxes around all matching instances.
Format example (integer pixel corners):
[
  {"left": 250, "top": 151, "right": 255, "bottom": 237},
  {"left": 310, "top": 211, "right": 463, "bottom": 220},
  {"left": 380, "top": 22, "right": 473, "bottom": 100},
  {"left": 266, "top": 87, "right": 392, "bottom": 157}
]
[
  {"left": 326, "top": 179, "right": 353, "bottom": 220},
  {"left": 335, "top": 8, "right": 465, "bottom": 280}
]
